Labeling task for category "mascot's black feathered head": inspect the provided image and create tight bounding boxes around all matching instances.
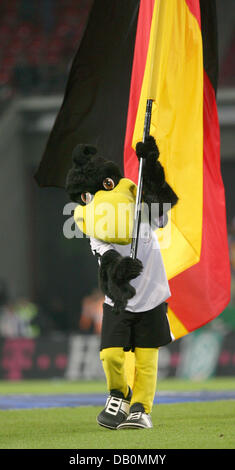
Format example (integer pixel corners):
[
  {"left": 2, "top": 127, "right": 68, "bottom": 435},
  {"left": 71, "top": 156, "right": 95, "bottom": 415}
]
[
  {"left": 66, "top": 144, "right": 123, "bottom": 205},
  {"left": 65, "top": 144, "right": 137, "bottom": 244}
]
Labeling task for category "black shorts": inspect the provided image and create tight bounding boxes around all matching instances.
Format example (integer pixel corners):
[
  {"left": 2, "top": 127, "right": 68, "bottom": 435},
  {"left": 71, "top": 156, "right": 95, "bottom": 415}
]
[{"left": 100, "top": 302, "right": 172, "bottom": 352}]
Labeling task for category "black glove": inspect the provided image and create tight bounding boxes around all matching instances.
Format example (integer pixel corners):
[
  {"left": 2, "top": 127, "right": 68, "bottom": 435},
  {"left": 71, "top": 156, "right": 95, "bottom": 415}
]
[
  {"left": 136, "top": 135, "right": 159, "bottom": 161},
  {"left": 110, "top": 256, "right": 143, "bottom": 314},
  {"left": 99, "top": 251, "right": 143, "bottom": 314}
]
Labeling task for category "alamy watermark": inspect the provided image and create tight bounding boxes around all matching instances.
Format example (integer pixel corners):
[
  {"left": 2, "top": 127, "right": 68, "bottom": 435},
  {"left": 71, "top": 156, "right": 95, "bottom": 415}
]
[{"left": 63, "top": 202, "right": 172, "bottom": 248}]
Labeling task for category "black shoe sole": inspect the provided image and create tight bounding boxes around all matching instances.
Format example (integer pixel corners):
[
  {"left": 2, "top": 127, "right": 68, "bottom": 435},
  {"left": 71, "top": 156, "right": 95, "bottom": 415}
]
[{"left": 96, "top": 417, "right": 117, "bottom": 430}]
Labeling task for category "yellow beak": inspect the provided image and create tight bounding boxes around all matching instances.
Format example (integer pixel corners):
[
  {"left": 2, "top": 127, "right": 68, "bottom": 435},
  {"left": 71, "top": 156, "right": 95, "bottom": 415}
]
[{"left": 74, "top": 178, "right": 137, "bottom": 244}]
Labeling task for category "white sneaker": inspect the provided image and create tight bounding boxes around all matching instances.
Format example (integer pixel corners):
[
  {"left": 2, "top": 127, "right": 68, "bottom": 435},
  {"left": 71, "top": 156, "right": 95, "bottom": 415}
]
[
  {"left": 97, "top": 387, "right": 132, "bottom": 430},
  {"left": 117, "top": 403, "right": 153, "bottom": 429}
]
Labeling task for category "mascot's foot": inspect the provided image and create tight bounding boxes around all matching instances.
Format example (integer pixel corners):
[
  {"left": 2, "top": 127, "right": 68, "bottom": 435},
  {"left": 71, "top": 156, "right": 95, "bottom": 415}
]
[
  {"left": 97, "top": 387, "right": 132, "bottom": 430},
  {"left": 117, "top": 403, "right": 153, "bottom": 430}
]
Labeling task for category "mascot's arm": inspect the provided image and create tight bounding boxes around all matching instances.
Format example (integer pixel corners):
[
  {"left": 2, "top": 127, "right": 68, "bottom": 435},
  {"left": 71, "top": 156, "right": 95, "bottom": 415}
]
[
  {"left": 136, "top": 136, "right": 178, "bottom": 227},
  {"left": 90, "top": 238, "right": 143, "bottom": 314}
]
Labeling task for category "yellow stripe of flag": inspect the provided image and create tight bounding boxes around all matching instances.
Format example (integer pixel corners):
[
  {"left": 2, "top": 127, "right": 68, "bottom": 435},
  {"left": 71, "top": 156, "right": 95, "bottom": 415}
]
[{"left": 133, "top": 0, "right": 204, "bottom": 280}]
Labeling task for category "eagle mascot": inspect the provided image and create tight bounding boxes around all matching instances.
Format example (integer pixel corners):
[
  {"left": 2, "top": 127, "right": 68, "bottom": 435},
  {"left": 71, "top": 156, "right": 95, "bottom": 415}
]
[{"left": 66, "top": 136, "right": 178, "bottom": 429}]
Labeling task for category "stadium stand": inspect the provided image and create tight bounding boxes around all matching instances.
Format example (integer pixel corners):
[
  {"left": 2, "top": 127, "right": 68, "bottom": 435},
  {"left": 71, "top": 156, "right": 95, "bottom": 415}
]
[{"left": 0, "top": 0, "right": 92, "bottom": 98}]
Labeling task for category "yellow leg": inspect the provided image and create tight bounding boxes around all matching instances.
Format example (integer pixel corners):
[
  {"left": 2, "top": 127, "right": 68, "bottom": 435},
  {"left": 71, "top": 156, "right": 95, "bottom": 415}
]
[
  {"left": 130, "top": 348, "right": 159, "bottom": 414},
  {"left": 100, "top": 347, "right": 129, "bottom": 398},
  {"left": 124, "top": 350, "right": 136, "bottom": 390}
]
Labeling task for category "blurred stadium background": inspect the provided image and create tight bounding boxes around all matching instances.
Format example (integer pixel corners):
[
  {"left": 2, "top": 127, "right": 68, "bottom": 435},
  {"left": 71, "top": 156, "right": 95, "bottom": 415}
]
[{"left": 0, "top": 0, "right": 234, "bottom": 383}]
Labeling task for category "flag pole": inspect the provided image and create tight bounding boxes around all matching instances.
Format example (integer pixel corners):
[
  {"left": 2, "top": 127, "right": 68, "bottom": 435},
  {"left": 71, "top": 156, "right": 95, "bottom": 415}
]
[
  {"left": 130, "top": 0, "right": 164, "bottom": 259},
  {"left": 130, "top": 99, "right": 153, "bottom": 259}
]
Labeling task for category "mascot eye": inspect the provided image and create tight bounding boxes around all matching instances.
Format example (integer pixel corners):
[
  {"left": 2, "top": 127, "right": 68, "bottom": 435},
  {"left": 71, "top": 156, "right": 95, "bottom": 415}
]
[
  {"left": 81, "top": 192, "right": 93, "bottom": 204},
  {"left": 103, "top": 178, "right": 115, "bottom": 190}
]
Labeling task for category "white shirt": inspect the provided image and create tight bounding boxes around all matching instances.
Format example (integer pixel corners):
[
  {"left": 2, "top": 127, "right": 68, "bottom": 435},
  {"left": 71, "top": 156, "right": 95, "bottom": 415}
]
[{"left": 90, "top": 222, "right": 171, "bottom": 312}]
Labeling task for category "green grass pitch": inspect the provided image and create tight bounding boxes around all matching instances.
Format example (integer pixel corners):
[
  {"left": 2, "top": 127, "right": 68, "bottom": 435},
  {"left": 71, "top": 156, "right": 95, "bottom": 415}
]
[{"left": 0, "top": 378, "right": 234, "bottom": 449}]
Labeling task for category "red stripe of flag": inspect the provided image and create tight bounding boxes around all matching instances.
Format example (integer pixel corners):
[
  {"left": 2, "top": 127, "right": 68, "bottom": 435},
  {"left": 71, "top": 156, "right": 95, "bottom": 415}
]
[
  {"left": 169, "top": 71, "right": 231, "bottom": 331},
  {"left": 124, "top": 0, "right": 155, "bottom": 182},
  {"left": 185, "top": 0, "right": 201, "bottom": 26}
]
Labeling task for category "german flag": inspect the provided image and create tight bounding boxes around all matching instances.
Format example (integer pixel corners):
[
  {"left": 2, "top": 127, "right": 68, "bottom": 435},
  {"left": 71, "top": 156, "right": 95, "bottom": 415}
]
[{"left": 35, "top": 0, "right": 231, "bottom": 338}]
